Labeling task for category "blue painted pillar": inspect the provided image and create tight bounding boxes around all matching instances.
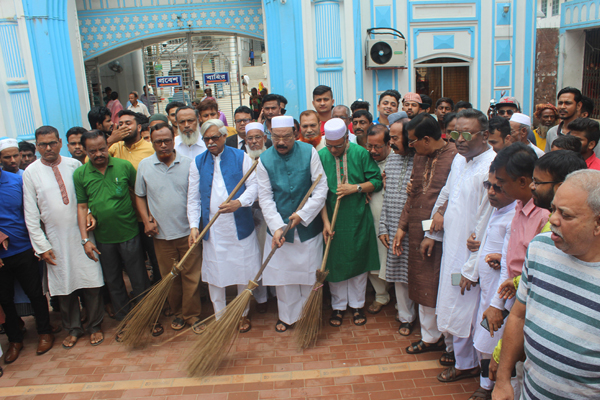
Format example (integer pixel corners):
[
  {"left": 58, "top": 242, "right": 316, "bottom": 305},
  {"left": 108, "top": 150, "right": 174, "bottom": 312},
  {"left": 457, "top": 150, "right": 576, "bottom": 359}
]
[
  {"left": 314, "top": 0, "right": 344, "bottom": 104},
  {"left": 22, "top": 0, "right": 83, "bottom": 151},
  {"left": 263, "top": 0, "right": 306, "bottom": 117}
]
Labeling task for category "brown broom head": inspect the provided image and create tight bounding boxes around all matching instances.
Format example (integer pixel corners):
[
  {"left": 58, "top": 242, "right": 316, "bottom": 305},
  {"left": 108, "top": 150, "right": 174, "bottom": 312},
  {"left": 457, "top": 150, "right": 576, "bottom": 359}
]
[
  {"left": 186, "top": 279, "right": 259, "bottom": 377},
  {"left": 116, "top": 267, "right": 180, "bottom": 348},
  {"left": 293, "top": 269, "right": 329, "bottom": 350}
]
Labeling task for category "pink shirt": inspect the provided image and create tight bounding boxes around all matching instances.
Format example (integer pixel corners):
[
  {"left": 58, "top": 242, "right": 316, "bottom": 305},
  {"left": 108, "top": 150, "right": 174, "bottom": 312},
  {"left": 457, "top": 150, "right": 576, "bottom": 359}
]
[
  {"left": 586, "top": 153, "right": 600, "bottom": 171},
  {"left": 506, "top": 197, "right": 550, "bottom": 278}
]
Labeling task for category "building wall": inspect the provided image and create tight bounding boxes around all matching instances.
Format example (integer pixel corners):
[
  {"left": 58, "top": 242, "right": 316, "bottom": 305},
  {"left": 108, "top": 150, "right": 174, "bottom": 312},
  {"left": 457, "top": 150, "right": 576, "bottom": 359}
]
[{"left": 534, "top": 28, "right": 559, "bottom": 105}]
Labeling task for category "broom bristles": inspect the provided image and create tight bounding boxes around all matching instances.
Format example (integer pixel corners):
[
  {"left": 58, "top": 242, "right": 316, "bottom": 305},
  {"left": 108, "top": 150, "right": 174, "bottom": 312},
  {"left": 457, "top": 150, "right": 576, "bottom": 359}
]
[
  {"left": 294, "top": 270, "right": 329, "bottom": 350},
  {"left": 116, "top": 272, "right": 176, "bottom": 347},
  {"left": 186, "top": 281, "right": 258, "bottom": 377}
]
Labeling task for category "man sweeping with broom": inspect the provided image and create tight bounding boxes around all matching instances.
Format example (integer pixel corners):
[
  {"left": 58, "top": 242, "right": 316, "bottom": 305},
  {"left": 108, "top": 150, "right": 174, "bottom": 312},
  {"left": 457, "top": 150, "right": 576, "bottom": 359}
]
[
  {"left": 256, "top": 115, "right": 328, "bottom": 333},
  {"left": 188, "top": 119, "right": 261, "bottom": 333}
]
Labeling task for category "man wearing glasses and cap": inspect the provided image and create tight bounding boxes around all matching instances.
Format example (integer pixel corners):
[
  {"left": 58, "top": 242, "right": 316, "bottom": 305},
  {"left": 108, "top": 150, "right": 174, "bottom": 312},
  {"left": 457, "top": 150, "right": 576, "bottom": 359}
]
[{"left": 257, "top": 115, "right": 328, "bottom": 332}]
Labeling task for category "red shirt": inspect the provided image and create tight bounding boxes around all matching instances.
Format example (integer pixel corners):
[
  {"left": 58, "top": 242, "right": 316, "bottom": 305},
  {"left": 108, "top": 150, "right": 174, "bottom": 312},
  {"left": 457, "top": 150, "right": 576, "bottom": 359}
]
[{"left": 586, "top": 153, "right": 600, "bottom": 170}]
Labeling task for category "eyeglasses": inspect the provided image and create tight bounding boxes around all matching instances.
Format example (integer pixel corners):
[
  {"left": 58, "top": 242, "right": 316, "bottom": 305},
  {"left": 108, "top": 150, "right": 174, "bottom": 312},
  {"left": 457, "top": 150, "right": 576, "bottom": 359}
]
[
  {"left": 153, "top": 138, "right": 173, "bottom": 145},
  {"left": 325, "top": 143, "right": 346, "bottom": 150},
  {"left": 271, "top": 134, "right": 294, "bottom": 142},
  {"left": 246, "top": 135, "right": 264, "bottom": 142},
  {"left": 202, "top": 135, "right": 223, "bottom": 142},
  {"left": 235, "top": 118, "right": 252, "bottom": 124},
  {"left": 366, "top": 144, "right": 386, "bottom": 150},
  {"left": 497, "top": 109, "right": 514, "bottom": 116},
  {"left": 408, "top": 137, "right": 422, "bottom": 146},
  {"left": 483, "top": 181, "right": 502, "bottom": 192},
  {"left": 449, "top": 130, "right": 484, "bottom": 141},
  {"left": 37, "top": 141, "right": 59, "bottom": 149},
  {"left": 532, "top": 179, "right": 561, "bottom": 187}
]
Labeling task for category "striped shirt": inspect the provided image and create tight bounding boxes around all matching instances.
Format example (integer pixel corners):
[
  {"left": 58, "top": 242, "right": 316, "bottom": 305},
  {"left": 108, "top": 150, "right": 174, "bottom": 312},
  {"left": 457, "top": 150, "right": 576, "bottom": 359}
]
[{"left": 517, "top": 233, "right": 600, "bottom": 399}]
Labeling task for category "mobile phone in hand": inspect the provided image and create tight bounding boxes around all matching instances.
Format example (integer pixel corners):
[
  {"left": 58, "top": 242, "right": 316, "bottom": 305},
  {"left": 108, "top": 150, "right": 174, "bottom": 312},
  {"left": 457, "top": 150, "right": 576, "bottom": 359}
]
[{"left": 480, "top": 309, "right": 511, "bottom": 332}]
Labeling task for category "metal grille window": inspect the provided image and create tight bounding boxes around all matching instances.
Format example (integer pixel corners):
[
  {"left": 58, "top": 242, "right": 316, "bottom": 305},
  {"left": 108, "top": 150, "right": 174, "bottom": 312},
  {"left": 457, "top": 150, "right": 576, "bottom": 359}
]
[
  {"left": 415, "top": 57, "right": 470, "bottom": 105},
  {"left": 552, "top": 0, "right": 560, "bottom": 16},
  {"left": 541, "top": 0, "right": 548, "bottom": 18},
  {"left": 582, "top": 28, "right": 600, "bottom": 119}
]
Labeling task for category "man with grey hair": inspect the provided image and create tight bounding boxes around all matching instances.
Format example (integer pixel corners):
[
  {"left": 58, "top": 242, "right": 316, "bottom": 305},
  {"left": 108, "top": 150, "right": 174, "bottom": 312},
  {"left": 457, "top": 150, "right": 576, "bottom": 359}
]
[
  {"left": 127, "top": 91, "right": 150, "bottom": 117},
  {"left": 508, "top": 113, "right": 544, "bottom": 158},
  {"left": 493, "top": 169, "right": 600, "bottom": 400},
  {"left": 331, "top": 105, "right": 358, "bottom": 144},
  {"left": 175, "top": 106, "right": 206, "bottom": 159},
  {"left": 187, "top": 119, "right": 261, "bottom": 333}
]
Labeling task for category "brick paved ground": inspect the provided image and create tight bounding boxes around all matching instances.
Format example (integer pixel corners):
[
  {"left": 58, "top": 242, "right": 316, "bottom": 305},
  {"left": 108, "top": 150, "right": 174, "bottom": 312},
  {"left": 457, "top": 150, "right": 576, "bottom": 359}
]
[{"left": 0, "top": 292, "right": 480, "bottom": 400}]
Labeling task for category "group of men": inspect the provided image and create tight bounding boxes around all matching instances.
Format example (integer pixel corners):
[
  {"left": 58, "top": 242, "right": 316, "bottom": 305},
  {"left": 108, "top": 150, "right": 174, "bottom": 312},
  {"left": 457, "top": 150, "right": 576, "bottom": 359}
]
[{"left": 1, "top": 83, "right": 599, "bottom": 400}]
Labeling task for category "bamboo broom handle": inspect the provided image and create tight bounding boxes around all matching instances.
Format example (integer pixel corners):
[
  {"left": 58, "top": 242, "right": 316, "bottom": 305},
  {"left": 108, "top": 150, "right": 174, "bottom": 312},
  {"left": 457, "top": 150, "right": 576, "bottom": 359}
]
[
  {"left": 251, "top": 174, "right": 322, "bottom": 283},
  {"left": 174, "top": 159, "right": 259, "bottom": 272},
  {"left": 318, "top": 195, "right": 342, "bottom": 272}
]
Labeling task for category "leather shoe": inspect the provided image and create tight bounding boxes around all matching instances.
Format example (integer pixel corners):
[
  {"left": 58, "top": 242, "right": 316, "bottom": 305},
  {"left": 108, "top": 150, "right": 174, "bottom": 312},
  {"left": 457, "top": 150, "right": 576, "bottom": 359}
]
[
  {"left": 36, "top": 333, "right": 55, "bottom": 355},
  {"left": 4, "top": 342, "right": 23, "bottom": 364}
]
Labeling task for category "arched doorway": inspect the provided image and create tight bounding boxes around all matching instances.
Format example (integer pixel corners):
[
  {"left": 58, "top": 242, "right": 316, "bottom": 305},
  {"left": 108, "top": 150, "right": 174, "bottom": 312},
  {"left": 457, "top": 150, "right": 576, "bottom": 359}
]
[{"left": 414, "top": 57, "right": 471, "bottom": 104}]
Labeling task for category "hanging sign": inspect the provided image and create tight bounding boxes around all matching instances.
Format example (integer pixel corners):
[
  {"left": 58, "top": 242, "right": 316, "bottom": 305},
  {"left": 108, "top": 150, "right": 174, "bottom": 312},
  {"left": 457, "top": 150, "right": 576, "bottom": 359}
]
[
  {"left": 155, "top": 75, "right": 182, "bottom": 88},
  {"left": 203, "top": 72, "right": 230, "bottom": 85}
]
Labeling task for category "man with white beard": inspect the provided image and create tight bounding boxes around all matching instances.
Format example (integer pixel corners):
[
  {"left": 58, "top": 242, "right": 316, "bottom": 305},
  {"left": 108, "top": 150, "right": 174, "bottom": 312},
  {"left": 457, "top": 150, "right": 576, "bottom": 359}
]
[{"left": 174, "top": 106, "right": 207, "bottom": 159}]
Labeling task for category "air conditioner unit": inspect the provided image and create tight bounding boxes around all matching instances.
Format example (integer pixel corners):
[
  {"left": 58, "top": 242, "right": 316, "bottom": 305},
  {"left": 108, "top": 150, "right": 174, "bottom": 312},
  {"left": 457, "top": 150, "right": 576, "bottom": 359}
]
[{"left": 365, "top": 28, "right": 407, "bottom": 70}]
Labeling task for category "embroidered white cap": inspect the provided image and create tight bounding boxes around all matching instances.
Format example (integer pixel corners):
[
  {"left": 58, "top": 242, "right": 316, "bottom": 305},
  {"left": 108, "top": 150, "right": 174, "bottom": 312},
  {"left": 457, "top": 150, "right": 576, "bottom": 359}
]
[
  {"left": 0, "top": 138, "right": 18, "bottom": 152},
  {"left": 324, "top": 118, "right": 347, "bottom": 140},
  {"left": 509, "top": 113, "right": 531, "bottom": 127},
  {"left": 271, "top": 115, "right": 294, "bottom": 129},
  {"left": 245, "top": 122, "right": 264, "bottom": 133}
]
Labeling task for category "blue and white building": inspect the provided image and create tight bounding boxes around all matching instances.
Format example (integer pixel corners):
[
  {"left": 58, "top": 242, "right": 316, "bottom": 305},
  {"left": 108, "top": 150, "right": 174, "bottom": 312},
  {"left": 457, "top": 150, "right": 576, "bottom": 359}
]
[{"left": 0, "top": 0, "right": 537, "bottom": 148}]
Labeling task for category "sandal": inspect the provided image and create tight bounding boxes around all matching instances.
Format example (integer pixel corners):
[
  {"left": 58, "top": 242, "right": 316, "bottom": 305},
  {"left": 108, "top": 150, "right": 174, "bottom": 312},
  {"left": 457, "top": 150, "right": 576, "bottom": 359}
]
[
  {"left": 437, "top": 365, "right": 480, "bottom": 383},
  {"left": 62, "top": 335, "right": 79, "bottom": 350},
  {"left": 329, "top": 310, "right": 344, "bottom": 327},
  {"left": 115, "top": 329, "right": 124, "bottom": 343},
  {"left": 90, "top": 330, "right": 104, "bottom": 346},
  {"left": 468, "top": 387, "right": 492, "bottom": 400},
  {"left": 171, "top": 317, "right": 186, "bottom": 331},
  {"left": 192, "top": 321, "right": 206, "bottom": 335},
  {"left": 398, "top": 321, "right": 414, "bottom": 336},
  {"left": 440, "top": 350, "right": 456, "bottom": 366},
  {"left": 367, "top": 301, "right": 385, "bottom": 314},
  {"left": 239, "top": 316, "right": 252, "bottom": 333},
  {"left": 350, "top": 308, "right": 367, "bottom": 326},
  {"left": 275, "top": 319, "right": 293, "bottom": 332},
  {"left": 406, "top": 337, "right": 445, "bottom": 354},
  {"left": 152, "top": 323, "right": 164, "bottom": 337}
]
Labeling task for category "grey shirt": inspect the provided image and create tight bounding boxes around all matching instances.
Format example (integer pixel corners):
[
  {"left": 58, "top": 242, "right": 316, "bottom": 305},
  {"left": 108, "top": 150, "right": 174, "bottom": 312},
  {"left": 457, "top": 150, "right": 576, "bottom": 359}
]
[{"left": 135, "top": 152, "right": 192, "bottom": 240}]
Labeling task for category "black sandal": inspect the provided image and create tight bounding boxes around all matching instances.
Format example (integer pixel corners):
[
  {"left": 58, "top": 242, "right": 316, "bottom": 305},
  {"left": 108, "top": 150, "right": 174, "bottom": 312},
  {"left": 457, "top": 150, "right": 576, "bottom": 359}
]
[
  {"left": 406, "top": 337, "right": 445, "bottom": 354},
  {"left": 398, "top": 321, "right": 414, "bottom": 336},
  {"left": 152, "top": 322, "right": 164, "bottom": 337},
  {"left": 329, "top": 310, "right": 344, "bottom": 327},
  {"left": 350, "top": 308, "right": 367, "bottom": 326},
  {"left": 275, "top": 319, "right": 293, "bottom": 332},
  {"left": 440, "top": 350, "right": 455, "bottom": 366}
]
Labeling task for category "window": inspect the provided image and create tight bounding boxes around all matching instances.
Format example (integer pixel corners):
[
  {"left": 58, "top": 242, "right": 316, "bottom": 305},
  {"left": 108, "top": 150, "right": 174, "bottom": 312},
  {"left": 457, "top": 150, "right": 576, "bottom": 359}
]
[
  {"left": 415, "top": 57, "right": 470, "bottom": 104},
  {"left": 582, "top": 28, "right": 600, "bottom": 119},
  {"left": 541, "top": 0, "right": 548, "bottom": 18},
  {"left": 552, "top": 0, "right": 560, "bottom": 16}
]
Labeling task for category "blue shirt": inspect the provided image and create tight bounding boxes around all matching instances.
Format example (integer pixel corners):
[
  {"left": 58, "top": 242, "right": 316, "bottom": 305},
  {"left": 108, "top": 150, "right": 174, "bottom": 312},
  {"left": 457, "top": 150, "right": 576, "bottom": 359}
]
[{"left": 0, "top": 170, "right": 32, "bottom": 258}]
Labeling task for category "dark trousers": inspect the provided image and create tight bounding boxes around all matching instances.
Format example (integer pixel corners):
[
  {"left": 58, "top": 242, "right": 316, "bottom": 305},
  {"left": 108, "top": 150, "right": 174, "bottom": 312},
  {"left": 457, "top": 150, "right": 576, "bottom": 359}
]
[
  {"left": 139, "top": 223, "right": 160, "bottom": 284},
  {"left": 250, "top": 58, "right": 255, "bottom": 66},
  {"left": 0, "top": 248, "right": 52, "bottom": 343},
  {"left": 59, "top": 287, "right": 103, "bottom": 337},
  {"left": 96, "top": 235, "right": 150, "bottom": 321}
]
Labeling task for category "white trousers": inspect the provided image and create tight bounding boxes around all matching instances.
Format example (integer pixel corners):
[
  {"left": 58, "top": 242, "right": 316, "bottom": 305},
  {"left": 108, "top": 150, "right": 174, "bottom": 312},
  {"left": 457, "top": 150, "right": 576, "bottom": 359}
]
[
  {"left": 254, "top": 280, "right": 268, "bottom": 304},
  {"left": 329, "top": 272, "right": 368, "bottom": 311},
  {"left": 476, "top": 350, "right": 494, "bottom": 391},
  {"left": 208, "top": 284, "right": 249, "bottom": 319},
  {"left": 419, "top": 304, "right": 442, "bottom": 343},
  {"left": 394, "top": 282, "right": 416, "bottom": 323},
  {"left": 444, "top": 332, "right": 478, "bottom": 370},
  {"left": 276, "top": 284, "right": 312, "bottom": 325},
  {"left": 369, "top": 273, "right": 391, "bottom": 305}
]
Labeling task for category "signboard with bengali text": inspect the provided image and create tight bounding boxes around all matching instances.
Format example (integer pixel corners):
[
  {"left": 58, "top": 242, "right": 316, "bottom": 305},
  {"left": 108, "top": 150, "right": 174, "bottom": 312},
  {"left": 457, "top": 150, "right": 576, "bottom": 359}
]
[
  {"left": 203, "top": 72, "right": 230, "bottom": 85},
  {"left": 155, "top": 75, "right": 182, "bottom": 88}
]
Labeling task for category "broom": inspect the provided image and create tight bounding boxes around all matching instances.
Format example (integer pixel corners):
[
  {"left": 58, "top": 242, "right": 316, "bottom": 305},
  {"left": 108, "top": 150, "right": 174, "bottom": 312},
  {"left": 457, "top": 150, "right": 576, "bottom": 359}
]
[
  {"left": 187, "top": 174, "right": 323, "bottom": 377},
  {"left": 116, "top": 159, "right": 259, "bottom": 348},
  {"left": 294, "top": 191, "right": 343, "bottom": 350}
]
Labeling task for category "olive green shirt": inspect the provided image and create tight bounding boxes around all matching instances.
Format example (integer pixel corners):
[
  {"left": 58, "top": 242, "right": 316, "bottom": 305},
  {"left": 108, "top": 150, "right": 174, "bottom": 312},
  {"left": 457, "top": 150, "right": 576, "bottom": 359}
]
[{"left": 74, "top": 157, "right": 138, "bottom": 244}]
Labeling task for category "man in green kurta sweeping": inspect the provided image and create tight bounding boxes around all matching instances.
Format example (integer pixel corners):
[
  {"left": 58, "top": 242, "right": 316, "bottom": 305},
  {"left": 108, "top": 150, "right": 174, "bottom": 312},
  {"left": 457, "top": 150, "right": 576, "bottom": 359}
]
[{"left": 319, "top": 118, "right": 383, "bottom": 327}]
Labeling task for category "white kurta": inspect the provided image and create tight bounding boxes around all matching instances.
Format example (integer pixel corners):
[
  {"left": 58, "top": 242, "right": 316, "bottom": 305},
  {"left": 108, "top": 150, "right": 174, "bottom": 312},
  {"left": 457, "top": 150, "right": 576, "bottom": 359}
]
[
  {"left": 22, "top": 158, "right": 104, "bottom": 296},
  {"left": 473, "top": 201, "right": 516, "bottom": 354},
  {"left": 187, "top": 151, "right": 261, "bottom": 287},
  {"left": 257, "top": 147, "right": 328, "bottom": 286},
  {"left": 427, "top": 147, "right": 496, "bottom": 338},
  {"left": 370, "top": 154, "right": 388, "bottom": 279}
]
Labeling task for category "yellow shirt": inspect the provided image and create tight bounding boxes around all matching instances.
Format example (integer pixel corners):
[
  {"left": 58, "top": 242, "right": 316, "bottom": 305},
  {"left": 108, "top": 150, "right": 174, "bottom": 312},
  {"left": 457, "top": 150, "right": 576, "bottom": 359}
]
[
  {"left": 109, "top": 137, "right": 155, "bottom": 170},
  {"left": 533, "top": 128, "right": 547, "bottom": 153}
]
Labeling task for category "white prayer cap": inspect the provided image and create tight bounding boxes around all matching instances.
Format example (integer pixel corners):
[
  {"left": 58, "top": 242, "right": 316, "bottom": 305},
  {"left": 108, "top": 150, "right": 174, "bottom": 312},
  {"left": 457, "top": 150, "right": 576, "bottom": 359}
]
[
  {"left": 324, "top": 118, "right": 347, "bottom": 140},
  {"left": 0, "top": 138, "right": 18, "bottom": 152},
  {"left": 245, "top": 122, "right": 264, "bottom": 134},
  {"left": 271, "top": 115, "right": 294, "bottom": 129},
  {"left": 509, "top": 113, "right": 531, "bottom": 127}
]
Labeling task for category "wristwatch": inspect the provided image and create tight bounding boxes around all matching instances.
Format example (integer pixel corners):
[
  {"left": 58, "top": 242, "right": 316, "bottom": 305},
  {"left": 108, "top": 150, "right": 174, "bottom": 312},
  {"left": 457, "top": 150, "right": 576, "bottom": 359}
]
[
  {"left": 357, "top": 185, "right": 363, "bottom": 193},
  {"left": 81, "top": 238, "right": 90, "bottom": 246}
]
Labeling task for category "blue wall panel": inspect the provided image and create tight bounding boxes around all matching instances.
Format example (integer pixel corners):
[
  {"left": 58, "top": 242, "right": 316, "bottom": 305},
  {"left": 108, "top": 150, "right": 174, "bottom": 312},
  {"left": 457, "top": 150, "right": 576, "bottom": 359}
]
[
  {"left": 433, "top": 35, "right": 455, "bottom": 50},
  {"left": 496, "top": 39, "right": 511, "bottom": 62},
  {"left": 495, "top": 65, "right": 510, "bottom": 87},
  {"left": 496, "top": 3, "right": 511, "bottom": 25}
]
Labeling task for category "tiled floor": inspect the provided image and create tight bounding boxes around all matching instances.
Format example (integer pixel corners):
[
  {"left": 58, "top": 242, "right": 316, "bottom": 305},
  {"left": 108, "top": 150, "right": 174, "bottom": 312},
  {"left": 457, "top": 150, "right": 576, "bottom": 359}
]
[{"left": 0, "top": 296, "right": 479, "bottom": 400}]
